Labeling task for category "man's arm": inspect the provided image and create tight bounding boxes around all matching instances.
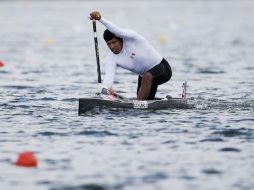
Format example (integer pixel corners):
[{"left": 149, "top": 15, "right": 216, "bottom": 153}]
[
  {"left": 90, "top": 11, "right": 137, "bottom": 39},
  {"left": 102, "top": 62, "right": 116, "bottom": 89}
]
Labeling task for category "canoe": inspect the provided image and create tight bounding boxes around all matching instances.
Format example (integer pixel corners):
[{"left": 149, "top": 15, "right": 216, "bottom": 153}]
[
  {"left": 78, "top": 94, "right": 187, "bottom": 115},
  {"left": 78, "top": 82, "right": 188, "bottom": 115}
]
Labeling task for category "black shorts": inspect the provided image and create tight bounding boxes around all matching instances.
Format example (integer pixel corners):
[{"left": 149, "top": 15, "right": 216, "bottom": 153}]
[{"left": 137, "top": 58, "right": 172, "bottom": 100}]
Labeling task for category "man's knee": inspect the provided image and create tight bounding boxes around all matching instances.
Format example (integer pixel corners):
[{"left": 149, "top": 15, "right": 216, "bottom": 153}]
[{"left": 142, "top": 72, "right": 153, "bottom": 86}]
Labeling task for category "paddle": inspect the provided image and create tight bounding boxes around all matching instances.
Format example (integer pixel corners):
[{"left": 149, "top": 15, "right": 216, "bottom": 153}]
[{"left": 92, "top": 19, "right": 101, "bottom": 83}]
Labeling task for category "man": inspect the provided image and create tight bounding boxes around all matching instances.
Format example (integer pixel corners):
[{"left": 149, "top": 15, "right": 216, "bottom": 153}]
[{"left": 90, "top": 11, "right": 172, "bottom": 100}]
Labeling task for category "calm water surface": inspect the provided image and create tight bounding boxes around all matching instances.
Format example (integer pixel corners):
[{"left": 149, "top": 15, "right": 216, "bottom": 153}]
[{"left": 0, "top": 1, "right": 254, "bottom": 190}]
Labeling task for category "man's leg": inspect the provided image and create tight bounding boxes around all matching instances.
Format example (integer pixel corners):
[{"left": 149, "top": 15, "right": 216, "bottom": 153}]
[
  {"left": 137, "top": 72, "right": 153, "bottom": 100},
  {"left": 137, "top": 76, "right": 142, "bottom": 95},
  {"left": 137, "top": 75, "right": 158, "bottom": 100},
  {"left": 137, "top": 58, "right": 172, "bottom": 100},
  {"left": 147, "top": 83, "right": 158, "bottom": 100}
]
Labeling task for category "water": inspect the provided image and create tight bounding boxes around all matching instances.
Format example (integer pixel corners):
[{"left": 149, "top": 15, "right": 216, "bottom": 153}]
[{"left": 0, "top": 0, "right": 254, "bottom": 190}]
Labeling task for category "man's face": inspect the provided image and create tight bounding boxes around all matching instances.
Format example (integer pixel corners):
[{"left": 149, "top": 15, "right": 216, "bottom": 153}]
[{"left": 106, "top": 38, "right": 123, "bottom": 54}]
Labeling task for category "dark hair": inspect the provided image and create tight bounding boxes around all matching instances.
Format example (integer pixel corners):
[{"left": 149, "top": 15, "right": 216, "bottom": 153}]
[{"left": 103, "top": 29, "right": 122, "bottom": 42}]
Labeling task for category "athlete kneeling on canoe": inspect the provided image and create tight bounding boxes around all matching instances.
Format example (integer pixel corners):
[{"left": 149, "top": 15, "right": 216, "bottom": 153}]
[{"left": 90, "top": 11, "right": 172, "bottom": 100}]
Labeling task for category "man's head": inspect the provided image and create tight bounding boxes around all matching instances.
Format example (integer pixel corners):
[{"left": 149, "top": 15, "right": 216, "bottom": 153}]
[{"left": 103, "top": 29, "right": 123, "bottom": 54}]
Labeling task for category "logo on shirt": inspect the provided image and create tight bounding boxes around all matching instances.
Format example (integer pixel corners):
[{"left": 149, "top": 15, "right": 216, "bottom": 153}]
[{"left": 130, "top": 52, "right": 136, "bottom": 59}]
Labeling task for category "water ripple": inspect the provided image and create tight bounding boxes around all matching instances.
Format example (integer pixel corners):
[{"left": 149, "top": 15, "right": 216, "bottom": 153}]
[
  {"left": 76, "top": 130, "right": 118, "bottom": 137},
  {"left": 1, "top": 85, "right": 35, "bottom": 90},
  {"left": 50, "top": 184, "right": 121, "bottom": 190},
  {"left": 192, "top": 98, "right": 254, "bottom": 111},
  {"left": 219, "top": 147, "right": 241, "bottom": 152},
  {"left": 197, "top": 67, "right": 225, "bottom": 74},
  {"left": 202, "top": 169, "right": 222, "bottom": 175},
  {"left": 35, "top": 131, "right": 69, "bottom": 137},
  {"left": 200, "top": 138, "right": 224, "bottom": 142},
  {"left": 213, "top": 128, "right": 254, "bottom": 138},
  {"left": 142, "top": 172, "right": 168, "bottom": 183}
]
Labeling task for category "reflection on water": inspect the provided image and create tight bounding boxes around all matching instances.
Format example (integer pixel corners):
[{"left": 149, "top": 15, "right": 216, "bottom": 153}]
[{"left": 0, "top": 1, "right": 254, "bottom": 190}]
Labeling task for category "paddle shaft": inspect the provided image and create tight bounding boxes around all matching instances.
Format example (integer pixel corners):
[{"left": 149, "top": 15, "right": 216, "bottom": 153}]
[{"left": 92, "top": 20, "right": 101, "bottom": 83}]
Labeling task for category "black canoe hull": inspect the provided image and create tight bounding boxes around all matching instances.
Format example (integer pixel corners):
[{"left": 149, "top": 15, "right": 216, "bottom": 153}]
[{"left": 78, "top": 97, "right": 188, "bottom": 115}]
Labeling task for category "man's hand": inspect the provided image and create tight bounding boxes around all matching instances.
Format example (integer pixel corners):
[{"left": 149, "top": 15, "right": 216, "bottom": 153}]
[
  {"left": 108, "top": 87, "right": 115, "bottom": 96},
  {"left": 90, "top": 11, "right": 101, "bottom": 20},
  {"left": 100, "top": 87, "right": 115, "bottom": 96}
]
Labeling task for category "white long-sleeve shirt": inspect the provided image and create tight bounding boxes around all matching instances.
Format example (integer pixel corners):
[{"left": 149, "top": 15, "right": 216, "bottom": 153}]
[{"left": 100, "top": 17, "right": 163, "bottom": 89}]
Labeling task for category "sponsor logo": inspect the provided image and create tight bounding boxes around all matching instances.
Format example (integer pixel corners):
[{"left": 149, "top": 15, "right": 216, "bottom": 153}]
[
  {"left": 130, "top": 52, "right": 136, "bottom": 59},
  {"left": 133, "top": 100, "right": 148, "bottom": 109}
]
